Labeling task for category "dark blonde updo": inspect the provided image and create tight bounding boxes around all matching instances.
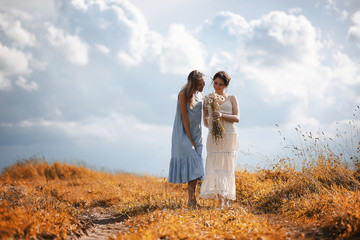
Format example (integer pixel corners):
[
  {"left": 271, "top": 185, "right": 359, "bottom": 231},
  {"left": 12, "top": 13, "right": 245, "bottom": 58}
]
[{"left": 212, "top": 71, "right": 231, "bottom": 86}]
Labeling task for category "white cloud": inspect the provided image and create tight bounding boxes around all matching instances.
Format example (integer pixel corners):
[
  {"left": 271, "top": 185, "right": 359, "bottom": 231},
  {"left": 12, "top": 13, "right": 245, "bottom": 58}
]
[
  {"left": 247, "top": 11, "right": 322, "bottom": 66},
  {"left": 67, "top": 0, "right": 206, "bottom": 71},
  {"left": 289, "top": 8, "right": 302, "bottom": 15},
  {"left": 195, "top": 11, "right": 249, "bottom": 53},
  {"left": 111, "top": 1, "right": 162, "bottom": 67},
  {"left": 197, "top": 10, "right": 322, "bottom": 76},
  {"left": 159, "top": 24, "right": 206, "bottom": 74},
  {"left": 325, "top": 0, "right": 349, "bottom": 20},
  {"left": 0, "top": 12, "right": 36, "bottom": 47},
  {"left": 95, "top": 44, "right": 110, "bottom": 55},
  {"left": 203, "top": 11, "right": 324, "bottom": 100},
  {"left": 196, "top": 10, "right": 360, "bottom": 131},
  {"left": 31, "top": 58, "right": 47, "bottom": 71},
  {"left": 0, "top": 42, "right": 32, "bottom": 90},
  {"left": 117, "top": 51, "right": 140, "bottom": 67},
  {"left": 341, "top": 10, "right": 349, "bottom": 20},
  {"left": 209, "top": 51, "right": 234, "bottom": 70},
  {"left": 0, "top": 42, "right": 32, "bottom": 75},
  {"left": 15, "top": 76, "right": 38, "bottom": 91},
  {"left": 7, "top": 8, "right": 35, "bottom": 22},
  {"left": 71, "top": 0, "right": 88, "bottom": 11},
  {"left": 6, "top": 112, "right": 171, "bottom": 145},
  {"left": 348, "top": 10, "right": 360, "bottom": 48},
  {"left": 46, "top": 24, "right": 88, "bottom": 66},
  {"left": 332, "top": 51, "right": 360, "bottom": 85},
  {"left": 69, "top": 0, "right": 162, "bottom": 67},
  {"left": 286, "top": 101, "right": 321, "bottom": 128},
  {"left": 0, "top": 73, "right": 11, "bottom": 90},
  {"left": 112, "top": 3, "right": 148, "bottom": 65},
  {"left": 0, "top": 1, "right": 57, "bottom": 20},
  {"left": 216, "top": 11, "right": 250, "bottom": 36}
]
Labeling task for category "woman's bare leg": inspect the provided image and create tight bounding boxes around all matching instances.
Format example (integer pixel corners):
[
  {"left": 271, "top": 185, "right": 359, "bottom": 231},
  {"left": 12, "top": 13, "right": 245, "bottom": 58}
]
[
  {"left": 217, "top": 194, "right": 222, "bottom": 208},
  {"left": 224, "top": 198, "right": 229, "bottom": 208},
  {"left": 187, "top": 179, "right": 198, "bottom": 206}
]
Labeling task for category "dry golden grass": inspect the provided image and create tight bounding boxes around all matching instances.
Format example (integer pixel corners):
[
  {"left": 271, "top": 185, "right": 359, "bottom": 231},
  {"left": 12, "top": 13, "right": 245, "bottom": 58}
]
[
  {"left": 1, "top": 108, "right": 359, "bottom": 239},
  {"left": 0, "top": 157, "right": 189, "bottom": 239},
  {"left": 1, "top": 151, "right": 359, "bottom": 239},
  {"left": 115, "top": 207, "right": 287, "bottom": 240}
]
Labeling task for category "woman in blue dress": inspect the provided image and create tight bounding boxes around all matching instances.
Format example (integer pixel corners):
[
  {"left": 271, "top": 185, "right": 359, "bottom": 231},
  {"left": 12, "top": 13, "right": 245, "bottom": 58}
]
[{"left": 168, "top": 70, "right": 205, "bottom": 207}]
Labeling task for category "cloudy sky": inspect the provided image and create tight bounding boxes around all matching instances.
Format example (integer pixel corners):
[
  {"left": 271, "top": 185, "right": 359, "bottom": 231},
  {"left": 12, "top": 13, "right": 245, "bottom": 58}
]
[{"left": 0, "top": 0, "right": 359, "bottom": 175}]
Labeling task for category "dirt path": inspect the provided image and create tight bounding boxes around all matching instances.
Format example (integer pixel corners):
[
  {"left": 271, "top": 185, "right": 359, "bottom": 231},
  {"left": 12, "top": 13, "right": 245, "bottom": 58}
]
[
  {"left": 71, "top": 206, "right": 331, "bottom": 240},
  {"left": 69, "top": 208, "right": 128, "bottom": 240}
]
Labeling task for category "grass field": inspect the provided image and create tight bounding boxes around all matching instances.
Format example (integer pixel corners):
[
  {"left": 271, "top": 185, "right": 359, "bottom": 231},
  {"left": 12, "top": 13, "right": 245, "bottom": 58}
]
[{"left": 1, "top": 113, "right": 359, "bottom": 239}]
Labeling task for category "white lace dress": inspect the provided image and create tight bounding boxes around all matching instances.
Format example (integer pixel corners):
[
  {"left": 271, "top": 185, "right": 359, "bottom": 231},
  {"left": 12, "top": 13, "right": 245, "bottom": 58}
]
[{"left": 200, "top": 97, "right": 239, "bottom": 200}]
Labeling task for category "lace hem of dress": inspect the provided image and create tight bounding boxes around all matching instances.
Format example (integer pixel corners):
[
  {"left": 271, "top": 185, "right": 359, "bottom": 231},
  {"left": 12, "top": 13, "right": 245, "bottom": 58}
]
[
  {"left": 200, "top": 190, "right": 236, "bottom": 200},
  {"left": 199, "top": 174, "right": 236, "bottom": 200}
]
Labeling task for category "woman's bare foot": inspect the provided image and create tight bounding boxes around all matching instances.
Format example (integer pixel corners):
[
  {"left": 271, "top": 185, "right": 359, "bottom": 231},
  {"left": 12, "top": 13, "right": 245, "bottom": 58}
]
[{"left": 187, "top": 200, "right": 200, "bottom": 209}]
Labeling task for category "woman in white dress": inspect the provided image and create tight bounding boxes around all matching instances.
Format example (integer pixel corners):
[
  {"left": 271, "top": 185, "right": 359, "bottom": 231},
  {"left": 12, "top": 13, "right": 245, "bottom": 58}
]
[{"left": 200, "top": 71, "right": 239, "bottom": 208}]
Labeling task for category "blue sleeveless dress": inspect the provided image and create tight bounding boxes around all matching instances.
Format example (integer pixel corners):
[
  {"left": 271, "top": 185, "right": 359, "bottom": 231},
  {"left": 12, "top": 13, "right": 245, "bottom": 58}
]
[{"left": 168, "top": 92, "right": 205, "bottom": 183}]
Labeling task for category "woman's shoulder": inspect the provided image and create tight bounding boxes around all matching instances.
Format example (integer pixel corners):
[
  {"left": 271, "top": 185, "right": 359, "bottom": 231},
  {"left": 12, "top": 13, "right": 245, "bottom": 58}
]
[
  {"left": 178, "top": 89, "right": 186, "bottom": 98},
  {"left": 228, "top": 95, "right": 238, "bottom": 106},
  {"left": 226, "top": 94, "right": 237, "bottom": 101}
]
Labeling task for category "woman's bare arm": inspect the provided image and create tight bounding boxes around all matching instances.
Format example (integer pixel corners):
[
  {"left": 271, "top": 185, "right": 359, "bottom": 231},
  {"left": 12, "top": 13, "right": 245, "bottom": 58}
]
[{"left": 178, "top": 90, "right": 196, "bottom": 148}]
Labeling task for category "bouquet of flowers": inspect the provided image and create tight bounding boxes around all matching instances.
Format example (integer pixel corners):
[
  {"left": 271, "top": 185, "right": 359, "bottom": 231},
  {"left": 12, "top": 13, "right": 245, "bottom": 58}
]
[{"left": 204, "top": 93, "right": 225, "bottom": 141}]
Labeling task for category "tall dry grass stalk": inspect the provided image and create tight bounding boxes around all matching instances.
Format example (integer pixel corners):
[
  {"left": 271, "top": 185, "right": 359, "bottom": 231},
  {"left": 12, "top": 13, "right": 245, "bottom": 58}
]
[{"left": 235, "top": 106, "right": 360, "bottom": 238}]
